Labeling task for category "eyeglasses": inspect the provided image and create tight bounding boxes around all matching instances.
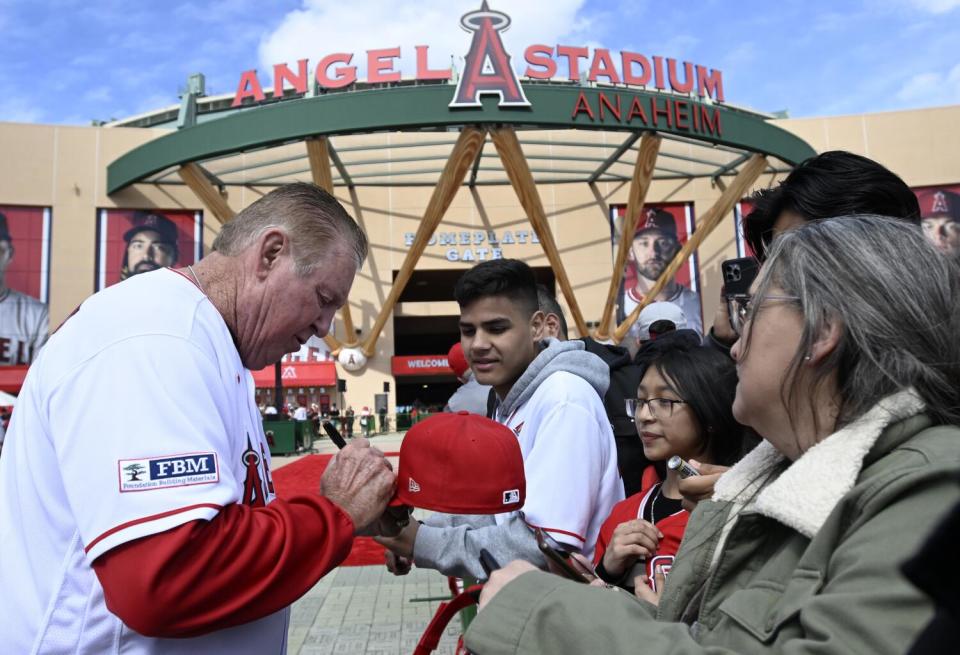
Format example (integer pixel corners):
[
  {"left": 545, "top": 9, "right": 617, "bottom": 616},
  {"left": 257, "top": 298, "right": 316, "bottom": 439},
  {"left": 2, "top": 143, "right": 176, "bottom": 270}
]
[
  {"left": 626, "top": 397, "right": 686, "bottom": 419},
  {"left": 727, "top": 294, "right": 801, "bottom": 336}
]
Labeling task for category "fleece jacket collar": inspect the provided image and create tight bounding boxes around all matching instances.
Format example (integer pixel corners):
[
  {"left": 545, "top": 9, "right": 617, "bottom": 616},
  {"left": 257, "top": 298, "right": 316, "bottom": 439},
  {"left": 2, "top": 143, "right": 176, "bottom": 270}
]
[{"left": 713, "top": 389, "right": 925, "bottom": 539}]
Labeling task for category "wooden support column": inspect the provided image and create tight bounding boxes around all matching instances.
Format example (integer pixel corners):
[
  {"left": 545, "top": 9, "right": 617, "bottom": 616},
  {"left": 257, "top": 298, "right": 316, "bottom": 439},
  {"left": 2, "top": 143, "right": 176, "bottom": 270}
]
[
  {"left": 488, "top": 126, "right": 589, "bottom": 337},
  {"left": 613, "top": 153, "right": 768, "bottom": 344},
  {"left": 306, "top": 136, "right": 352, "bottom": 350},
  {"left": 361, "top": 127, "right": 486, "bottom": 358},
  {"left": 177, "top": 162, "right": 235, "bottom": 224},
  {"left": 594, "top": 132, "right": 661, "bottom": 340}
]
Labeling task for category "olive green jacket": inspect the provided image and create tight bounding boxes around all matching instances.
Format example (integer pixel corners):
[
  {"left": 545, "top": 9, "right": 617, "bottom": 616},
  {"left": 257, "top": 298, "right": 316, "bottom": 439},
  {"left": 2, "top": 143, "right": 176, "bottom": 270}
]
[{"left": 465, "top": 392, "right": 960, "bottom": 654}]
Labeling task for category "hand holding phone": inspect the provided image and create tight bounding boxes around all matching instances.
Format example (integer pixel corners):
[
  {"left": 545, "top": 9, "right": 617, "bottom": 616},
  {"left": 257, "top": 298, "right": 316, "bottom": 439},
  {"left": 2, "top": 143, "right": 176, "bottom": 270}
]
[
  {"left": 535, "top": 528, "right": 596, "bottom": 584},
  {"left": 721, "top": 257, "right": 760, "bottom": 298}
]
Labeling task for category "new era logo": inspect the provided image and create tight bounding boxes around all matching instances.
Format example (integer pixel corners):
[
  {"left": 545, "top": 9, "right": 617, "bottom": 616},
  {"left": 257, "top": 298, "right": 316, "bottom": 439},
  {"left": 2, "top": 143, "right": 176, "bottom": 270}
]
[
  {"left": 502, "top": 489, "right": 520, "bottom": 504},
  {"left": 408, "top": 478, "right": 421, "bottom": 493}
]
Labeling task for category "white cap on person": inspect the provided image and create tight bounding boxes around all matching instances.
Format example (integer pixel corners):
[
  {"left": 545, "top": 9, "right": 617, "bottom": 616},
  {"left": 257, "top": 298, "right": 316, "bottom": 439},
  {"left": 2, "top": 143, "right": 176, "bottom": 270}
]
[{"left": 636, "top": 302, "right": 687, "bottom": 342}]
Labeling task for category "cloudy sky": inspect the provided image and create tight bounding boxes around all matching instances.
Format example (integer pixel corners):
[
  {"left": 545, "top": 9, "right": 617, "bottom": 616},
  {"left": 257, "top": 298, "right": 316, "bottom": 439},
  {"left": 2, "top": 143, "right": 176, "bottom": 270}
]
[{"left": 1, "top": 0, "right": 958, "bottom": 125}]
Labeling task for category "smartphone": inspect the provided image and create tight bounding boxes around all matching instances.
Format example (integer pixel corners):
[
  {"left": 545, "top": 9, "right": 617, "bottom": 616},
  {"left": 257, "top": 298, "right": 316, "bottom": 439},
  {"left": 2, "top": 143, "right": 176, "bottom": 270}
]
[
  {"left": 479, "top": 548, "right": 501, "bottom": 577},
  {"left": 667, "top": 455, "right": 700, "bottom": 479},
  {"left": 321, "top": 421, "right": 347, "bottom": 449},
  {"left": 721, "top": 257, "right": 760, "bottom": 298},
  {"left": 534, "top": 528, "right": 595, "bottom": 584}
]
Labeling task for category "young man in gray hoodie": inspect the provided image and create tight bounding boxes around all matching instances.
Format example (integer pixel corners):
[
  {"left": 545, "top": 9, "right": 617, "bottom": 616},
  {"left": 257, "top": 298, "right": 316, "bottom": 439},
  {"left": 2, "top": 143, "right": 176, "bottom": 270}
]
[{"left": 377, "top": 259, "right": 624, "bottom": 578}]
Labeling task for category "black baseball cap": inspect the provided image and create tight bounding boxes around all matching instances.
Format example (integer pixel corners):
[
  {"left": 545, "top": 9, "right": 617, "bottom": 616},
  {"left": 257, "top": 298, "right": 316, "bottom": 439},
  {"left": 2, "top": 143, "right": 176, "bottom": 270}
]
[
  {"left": 634, "top": 208, "right": 678, "bottom": 238},
  {"left": 124, "top": 211, "right": 179, "bottom": 244}
]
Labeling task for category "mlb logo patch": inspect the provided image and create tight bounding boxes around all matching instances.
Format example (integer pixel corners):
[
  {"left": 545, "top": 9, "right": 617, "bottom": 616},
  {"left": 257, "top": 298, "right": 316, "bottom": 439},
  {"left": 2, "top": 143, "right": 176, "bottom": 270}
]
[
  {"left": 118, "top": 452, "right": 219, "bottom": 492},
  {"left": 502, "top": 489, "right": 520, "bottom": 504}
]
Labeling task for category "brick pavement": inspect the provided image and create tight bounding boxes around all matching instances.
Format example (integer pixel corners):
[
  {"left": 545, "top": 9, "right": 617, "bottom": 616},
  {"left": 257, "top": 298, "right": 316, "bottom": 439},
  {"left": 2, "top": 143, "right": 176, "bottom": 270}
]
[{"left": 287, "top": 564, "right": 462, "bottom": 655}]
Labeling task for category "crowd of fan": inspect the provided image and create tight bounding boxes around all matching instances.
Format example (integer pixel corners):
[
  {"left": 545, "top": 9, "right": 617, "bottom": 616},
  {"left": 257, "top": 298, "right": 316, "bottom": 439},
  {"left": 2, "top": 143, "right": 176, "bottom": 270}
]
[{"left": 374, "top": 150, "right": 960, "bottom": 654}]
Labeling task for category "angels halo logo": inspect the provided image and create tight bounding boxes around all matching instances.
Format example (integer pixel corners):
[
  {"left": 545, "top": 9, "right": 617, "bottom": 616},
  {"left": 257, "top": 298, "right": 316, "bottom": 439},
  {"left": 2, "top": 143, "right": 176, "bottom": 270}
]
[{"left": 449, "top": 1, "right": 530, "bottom": 108}]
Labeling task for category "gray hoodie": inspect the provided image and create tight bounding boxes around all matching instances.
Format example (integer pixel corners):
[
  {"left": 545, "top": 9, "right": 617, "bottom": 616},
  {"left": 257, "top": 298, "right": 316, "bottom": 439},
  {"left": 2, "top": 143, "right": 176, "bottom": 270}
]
[{"left": 413, "top": 338, "right": 611, "bottom": 579}]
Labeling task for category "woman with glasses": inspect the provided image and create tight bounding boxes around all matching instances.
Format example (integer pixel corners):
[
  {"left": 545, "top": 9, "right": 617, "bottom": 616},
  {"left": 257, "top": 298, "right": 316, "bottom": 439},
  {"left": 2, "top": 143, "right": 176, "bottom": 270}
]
[
  {"left": 592, "top": 339, "right": 747, "bottom": 601},
  {"left": 467, "top": 215, "right": 960, "bottom": 655}
]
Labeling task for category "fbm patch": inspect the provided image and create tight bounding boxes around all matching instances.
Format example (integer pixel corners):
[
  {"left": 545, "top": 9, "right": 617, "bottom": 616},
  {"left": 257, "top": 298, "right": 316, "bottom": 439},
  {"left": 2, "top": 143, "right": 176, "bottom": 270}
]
[{"left": 118, "top": 452, "right": 219, "bottom": 492}]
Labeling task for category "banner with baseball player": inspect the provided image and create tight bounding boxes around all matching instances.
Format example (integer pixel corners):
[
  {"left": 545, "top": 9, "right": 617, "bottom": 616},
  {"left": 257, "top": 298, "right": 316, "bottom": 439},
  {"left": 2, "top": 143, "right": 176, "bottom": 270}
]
[
  {"left": 95, "top": 209, "right": 203, "bottom": 290},
  {"left": 610, "top": 203, "right": 703, "bottom": 340},
  {"left": 0, "top": 205, "right": 51, "bottom": 366},
  {"left": 915, "top": 185, "right": 960, "bottom": 255},
  {"left": 733, "top": 199, "right": 756, "bottom": 258}
]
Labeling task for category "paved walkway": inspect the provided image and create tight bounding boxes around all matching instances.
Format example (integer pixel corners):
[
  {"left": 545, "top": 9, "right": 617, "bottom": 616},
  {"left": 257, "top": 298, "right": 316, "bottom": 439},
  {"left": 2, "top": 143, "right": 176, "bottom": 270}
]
[
  {"left": 274, "top": 430, "right": 463, "bottom": 654},
  {"left": 288, "top": 564, "right": 461, "bottom": 655}
]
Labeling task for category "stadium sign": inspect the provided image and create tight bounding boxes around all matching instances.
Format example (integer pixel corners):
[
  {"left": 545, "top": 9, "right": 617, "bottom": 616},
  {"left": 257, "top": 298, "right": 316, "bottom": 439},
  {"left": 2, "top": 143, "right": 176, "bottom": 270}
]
[{"left": 232, "top": 2, "right": 725, "bottom": 115}]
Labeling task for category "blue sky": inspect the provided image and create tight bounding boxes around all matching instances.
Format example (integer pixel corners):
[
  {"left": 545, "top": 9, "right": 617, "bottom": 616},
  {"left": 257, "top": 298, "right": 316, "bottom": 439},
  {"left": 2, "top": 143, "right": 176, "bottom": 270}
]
[{"left": 1, "top": 0, "right": 958, "bottom": 125}]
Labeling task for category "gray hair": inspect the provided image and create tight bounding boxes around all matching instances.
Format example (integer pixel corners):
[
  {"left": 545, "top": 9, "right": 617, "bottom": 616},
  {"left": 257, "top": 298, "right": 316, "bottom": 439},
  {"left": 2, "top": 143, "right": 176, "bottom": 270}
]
[
  {"left": 744, "top": 214, "right": 960, "bottom": 431},
  {"left": 212, "top": 183, "right": 367, "bottom": 274}
]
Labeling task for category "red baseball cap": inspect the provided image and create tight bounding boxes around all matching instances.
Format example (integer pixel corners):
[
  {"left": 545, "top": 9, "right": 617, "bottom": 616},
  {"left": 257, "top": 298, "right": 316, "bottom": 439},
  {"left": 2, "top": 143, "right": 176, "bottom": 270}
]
[
  {"left": 447, "top": 342, "right": 469, "bottom": 379},
  {"left": 390, "top": 412, "right": 525, "bottom": 514},
  {"left": 917, "top": 189, "right": 960, "bottom": 221}
]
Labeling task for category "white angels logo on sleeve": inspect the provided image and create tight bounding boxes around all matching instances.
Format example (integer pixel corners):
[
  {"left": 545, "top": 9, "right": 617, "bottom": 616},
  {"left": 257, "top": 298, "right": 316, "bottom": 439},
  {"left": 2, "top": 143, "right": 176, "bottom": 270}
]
[{"left": 118, "top": 452, "right": 219, "bottom": 492}]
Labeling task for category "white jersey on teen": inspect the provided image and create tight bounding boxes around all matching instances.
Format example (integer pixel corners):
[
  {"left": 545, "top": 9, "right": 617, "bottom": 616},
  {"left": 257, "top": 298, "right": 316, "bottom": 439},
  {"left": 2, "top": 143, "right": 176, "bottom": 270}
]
[
  {"left": 0, "top": 269, "right": 285, "bottom": 654},
  {"left": 492, "top": 339, "right": 624, "bottom": 557},
  {"left": 412, "top": 339, "right": 623, "bottom": 579}
]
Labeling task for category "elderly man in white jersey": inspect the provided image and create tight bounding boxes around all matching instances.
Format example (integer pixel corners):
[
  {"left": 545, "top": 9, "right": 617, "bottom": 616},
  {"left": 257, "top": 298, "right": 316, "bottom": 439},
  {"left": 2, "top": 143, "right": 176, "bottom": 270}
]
[
  {"left": 0, "top": 183, "right": 396, "bottom": 654},
  {"left": 377, "top": 258, "right": 623, "bottom": 578}
]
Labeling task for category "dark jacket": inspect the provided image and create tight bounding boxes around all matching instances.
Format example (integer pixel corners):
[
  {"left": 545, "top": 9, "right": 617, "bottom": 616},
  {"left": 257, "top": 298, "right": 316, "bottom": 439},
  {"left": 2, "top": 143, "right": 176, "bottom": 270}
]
[{"left": 579, "top": 337, "right": 647, "bottom": 496}]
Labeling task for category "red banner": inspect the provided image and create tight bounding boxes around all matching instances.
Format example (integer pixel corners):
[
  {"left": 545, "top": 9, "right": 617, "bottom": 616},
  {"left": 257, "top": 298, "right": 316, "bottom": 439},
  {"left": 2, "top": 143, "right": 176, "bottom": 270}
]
[
  {"left": 251, "top": 361, "right": 337, "bottom": 388},
  {"left": 96, "top": 209, "right": 203, "bottom": 290},
  {"left": 391, "top": 355, "right": 454, "bottom": 376}
]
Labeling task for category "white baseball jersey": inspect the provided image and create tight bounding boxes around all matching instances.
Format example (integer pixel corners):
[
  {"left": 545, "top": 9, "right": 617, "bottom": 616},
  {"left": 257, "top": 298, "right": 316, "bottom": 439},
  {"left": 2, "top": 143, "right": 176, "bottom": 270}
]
[
  {"left": 0, "top": 286, "right": 49, "bottom": 364},
  {"left": 494, "top": 370, "right": 624, "bottom": 559},
  {"left": 0, "top": 269, "right": 285, "bottom": 654}
]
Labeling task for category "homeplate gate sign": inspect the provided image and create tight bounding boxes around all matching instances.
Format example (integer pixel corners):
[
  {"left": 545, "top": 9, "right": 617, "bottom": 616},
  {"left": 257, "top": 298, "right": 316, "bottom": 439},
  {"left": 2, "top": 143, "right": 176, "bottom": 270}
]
[{"left": 232, "top": 1, "right": 726, "bottom": 138}]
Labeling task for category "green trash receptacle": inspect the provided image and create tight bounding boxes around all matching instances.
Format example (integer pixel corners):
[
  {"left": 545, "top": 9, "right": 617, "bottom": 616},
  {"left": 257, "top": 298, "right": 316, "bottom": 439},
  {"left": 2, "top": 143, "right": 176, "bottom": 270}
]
[{"left": 264, "top": 420, "right": 297, "bottom": 456}]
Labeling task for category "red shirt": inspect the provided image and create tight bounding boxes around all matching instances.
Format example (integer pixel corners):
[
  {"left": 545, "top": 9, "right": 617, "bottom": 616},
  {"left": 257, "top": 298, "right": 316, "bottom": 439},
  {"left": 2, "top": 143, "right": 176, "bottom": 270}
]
[{"left": 593, "top": 467, "right": 689, "bottom": 591}]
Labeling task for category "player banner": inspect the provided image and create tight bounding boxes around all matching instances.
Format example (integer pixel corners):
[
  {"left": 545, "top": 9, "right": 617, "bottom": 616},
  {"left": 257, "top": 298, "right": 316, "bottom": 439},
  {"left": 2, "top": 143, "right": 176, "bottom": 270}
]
[
  {"left": 0, "top": 205, "right": 51, "bottom": 365},
  {"left": 915, "top": 184, "right": 960, "bottom": 255},
  {"left": 95, "top": 209, "right": 203, "bottom": 290},
  {"left": 611, "top": 202, "right": 702, "bottom": 339},
  {"left": 733, "top": 199, "right": 755, "bottom": 258}
]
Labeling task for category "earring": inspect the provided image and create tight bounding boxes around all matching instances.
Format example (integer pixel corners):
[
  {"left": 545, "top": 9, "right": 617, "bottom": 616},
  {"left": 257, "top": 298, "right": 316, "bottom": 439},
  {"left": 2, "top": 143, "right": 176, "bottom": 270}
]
[{"left": 803, "top": 355, "right": 812, "bottom": 362}]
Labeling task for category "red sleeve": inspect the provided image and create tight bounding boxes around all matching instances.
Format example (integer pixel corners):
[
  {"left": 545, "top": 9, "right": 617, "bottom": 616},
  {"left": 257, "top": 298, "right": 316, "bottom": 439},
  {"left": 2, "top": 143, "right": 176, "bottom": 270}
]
[{"left": 92, "top": 494, "right": 354, "bottom": 638}]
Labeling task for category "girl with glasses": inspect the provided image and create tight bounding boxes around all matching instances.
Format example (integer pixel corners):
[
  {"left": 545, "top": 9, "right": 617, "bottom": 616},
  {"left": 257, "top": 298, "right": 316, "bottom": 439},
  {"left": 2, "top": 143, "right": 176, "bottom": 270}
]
[{"left": 592, "top": 339, "right": 748, "bottom": 600}]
